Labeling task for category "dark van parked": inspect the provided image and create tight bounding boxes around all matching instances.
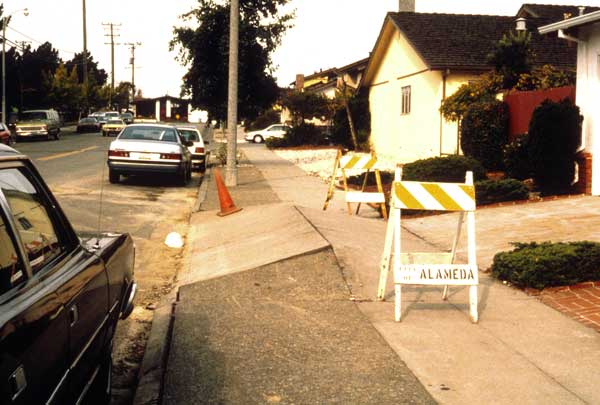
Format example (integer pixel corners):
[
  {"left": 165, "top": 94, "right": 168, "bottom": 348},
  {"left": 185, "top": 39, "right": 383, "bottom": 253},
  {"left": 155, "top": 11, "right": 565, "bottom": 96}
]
[{"left": 0, "top": 144, "right": 136, "bottom": 404}]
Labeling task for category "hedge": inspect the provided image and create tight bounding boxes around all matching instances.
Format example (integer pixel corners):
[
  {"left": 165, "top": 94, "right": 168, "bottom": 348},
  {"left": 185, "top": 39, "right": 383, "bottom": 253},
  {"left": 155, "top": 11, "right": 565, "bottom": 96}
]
[
  {"left": 528, "top": 99, "right": 582, "bottom": 194},
  {"left": 475, "top": 179, "right": 529, "bottom": 205},
  {"left": 402, "top": 155, "right": 487, "bottom": 183},
  {"left": 265, "top": 123, "right": 328, "bottom": 148},
  {"left": 491, "top": 241, "right": 600, "bottom": 289}
]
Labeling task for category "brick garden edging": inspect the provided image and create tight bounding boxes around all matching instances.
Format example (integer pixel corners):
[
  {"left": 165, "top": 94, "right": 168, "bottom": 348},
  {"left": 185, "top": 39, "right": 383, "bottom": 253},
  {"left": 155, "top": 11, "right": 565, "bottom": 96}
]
[{"left": 525, "top": 281, "right": 600, "bottom": 333}]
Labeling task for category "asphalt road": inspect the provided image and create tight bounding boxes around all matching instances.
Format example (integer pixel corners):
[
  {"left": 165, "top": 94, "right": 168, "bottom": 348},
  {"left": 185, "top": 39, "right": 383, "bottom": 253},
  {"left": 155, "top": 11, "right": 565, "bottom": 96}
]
[{"left": 12, "top": 126, "right": 202, "bottom": 404}]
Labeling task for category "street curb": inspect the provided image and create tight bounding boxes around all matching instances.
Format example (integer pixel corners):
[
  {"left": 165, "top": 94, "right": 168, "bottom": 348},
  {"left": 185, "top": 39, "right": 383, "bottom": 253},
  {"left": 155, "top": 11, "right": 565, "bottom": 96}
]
[
  {"left": 134, "top": 157, "right": 211, "bottom": 404},
  {"left": 194, "top": 165, "right": 211, "bottom": 212},
  {"left": 132, "top": 291, "right": 176, "bottom": 405}
]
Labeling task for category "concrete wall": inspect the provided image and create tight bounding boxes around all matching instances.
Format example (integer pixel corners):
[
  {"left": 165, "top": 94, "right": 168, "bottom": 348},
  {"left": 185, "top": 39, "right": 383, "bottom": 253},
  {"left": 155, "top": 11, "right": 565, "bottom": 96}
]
[{"left": 368, "top": 30, "right": 478, "bottom": 165}]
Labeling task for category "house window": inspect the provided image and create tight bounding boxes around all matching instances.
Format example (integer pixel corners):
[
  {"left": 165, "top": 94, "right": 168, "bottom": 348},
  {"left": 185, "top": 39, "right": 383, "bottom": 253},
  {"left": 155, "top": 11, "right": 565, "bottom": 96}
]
[{"left": 401, "top": 85, "right": 411, "bottom": 114}]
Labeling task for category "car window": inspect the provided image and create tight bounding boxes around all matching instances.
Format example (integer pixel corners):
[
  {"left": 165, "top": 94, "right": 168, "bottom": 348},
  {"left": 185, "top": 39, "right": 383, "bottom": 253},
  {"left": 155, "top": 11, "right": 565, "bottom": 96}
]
[
  {"left": 0, "top": 168, "right": 65, "bottom": 275},
  {"left": 107, "top": 119, "right": 124, "bottom": 125},
  {"left": 21, "top": 112, "right": 47, "bottom": 121},
  {"left": 0, "top": 211, "right": 26, "bottom": 295},
  {"left": 178, "top": 129, "right": 200, "bottom": 142},
  {"left": 120, "top": 126, "right": 179, "bottom": 142}
]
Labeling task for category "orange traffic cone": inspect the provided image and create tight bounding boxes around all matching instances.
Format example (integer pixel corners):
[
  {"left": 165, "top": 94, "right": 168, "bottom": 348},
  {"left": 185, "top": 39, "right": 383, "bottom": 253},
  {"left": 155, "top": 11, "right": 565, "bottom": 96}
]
[{"left": 214, "top": 168, "right": 243, "bottom": 217}]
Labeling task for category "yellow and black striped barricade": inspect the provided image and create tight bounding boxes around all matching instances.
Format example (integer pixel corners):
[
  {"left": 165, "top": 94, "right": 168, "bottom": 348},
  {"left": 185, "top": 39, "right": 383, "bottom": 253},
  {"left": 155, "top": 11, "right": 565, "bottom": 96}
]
[
  {"left": 322, "top": 149, "right": 387, "bottom": 219},
  {"left": 377, "top": 167, "right": 478, "bottom": 323}
]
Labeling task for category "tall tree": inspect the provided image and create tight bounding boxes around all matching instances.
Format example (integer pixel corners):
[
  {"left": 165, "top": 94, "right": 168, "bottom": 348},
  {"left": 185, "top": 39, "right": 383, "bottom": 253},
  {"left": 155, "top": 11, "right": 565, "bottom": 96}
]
[
  {"left": 65, "top": 51, "right": 108, "bottom": 86},
  {"left": 19, "top": 42, "right": 61, "bottom": 108},
  {"left": 44, "top": 63, "right": 83, "bottom": 116},
  {"left": 487, "top": 31, "right": 532, "bottom": 89},
  {"left": 171, "top": 0, "right": 294, "bottom": 122}
]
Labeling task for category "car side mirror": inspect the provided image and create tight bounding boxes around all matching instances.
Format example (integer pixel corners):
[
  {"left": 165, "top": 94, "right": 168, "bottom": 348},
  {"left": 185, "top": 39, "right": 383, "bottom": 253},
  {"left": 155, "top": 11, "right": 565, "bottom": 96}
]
[
  {"left": 184, "top": 140, "right": 194, "bottom": 147},
  {"left": 204, "top": 140, "right": 210, "bottom": 145}
]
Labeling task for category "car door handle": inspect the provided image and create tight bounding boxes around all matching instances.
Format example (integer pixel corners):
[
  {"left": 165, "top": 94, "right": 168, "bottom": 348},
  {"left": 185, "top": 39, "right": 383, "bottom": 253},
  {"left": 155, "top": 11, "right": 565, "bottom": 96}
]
[
  {"left": 69, "top": 305, "right": 79, "bottom": 327},
  {"left": 9, "top": 365, "right": 27, "bottom": 400}
]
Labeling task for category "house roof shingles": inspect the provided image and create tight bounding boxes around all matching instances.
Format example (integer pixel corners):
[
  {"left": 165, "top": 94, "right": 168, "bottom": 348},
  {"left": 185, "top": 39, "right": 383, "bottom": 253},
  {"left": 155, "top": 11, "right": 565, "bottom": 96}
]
[{"left": 387, "top": 4, "right": 597, "bottom": 73}]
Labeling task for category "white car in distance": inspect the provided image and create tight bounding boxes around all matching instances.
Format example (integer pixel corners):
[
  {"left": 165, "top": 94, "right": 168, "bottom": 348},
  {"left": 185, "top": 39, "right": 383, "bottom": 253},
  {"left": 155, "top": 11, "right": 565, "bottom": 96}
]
[{"left": 244, "top": 124, "right": 291, "bottom": 143}]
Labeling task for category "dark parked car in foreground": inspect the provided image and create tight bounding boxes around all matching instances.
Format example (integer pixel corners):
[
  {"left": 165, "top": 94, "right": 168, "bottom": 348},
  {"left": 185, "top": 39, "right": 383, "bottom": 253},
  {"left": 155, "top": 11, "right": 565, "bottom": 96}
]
[
  {"left": 0, "top": 145, "right": 136, "bottom": 404},
  {"left": 76, "top": 117, "right": 101, "bottom": 133}
]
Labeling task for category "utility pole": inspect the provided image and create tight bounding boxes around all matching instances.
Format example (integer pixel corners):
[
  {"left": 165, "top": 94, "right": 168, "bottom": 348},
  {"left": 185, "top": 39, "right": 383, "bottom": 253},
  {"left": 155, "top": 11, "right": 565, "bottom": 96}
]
[
  {"left": 82, "top": 0, "right": 88, "bottom": 113},
  {"left": 226, "top": 0, "right": 239, "bottom": 186},
  {"left": 125, "top": 42, "right": 141, "bottom": 108},
  {"left": 102, "top": 22, "right": 121, "bottom": 109},
  {"left": 17, "top": 41, "right": 31, "bottom": 52}
]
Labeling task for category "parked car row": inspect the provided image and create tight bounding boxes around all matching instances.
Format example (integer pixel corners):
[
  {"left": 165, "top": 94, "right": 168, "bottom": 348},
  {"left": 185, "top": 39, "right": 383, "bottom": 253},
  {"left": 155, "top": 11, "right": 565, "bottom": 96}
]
[{"left": 78, "top": 111, "right": 135, "bottom": 134}]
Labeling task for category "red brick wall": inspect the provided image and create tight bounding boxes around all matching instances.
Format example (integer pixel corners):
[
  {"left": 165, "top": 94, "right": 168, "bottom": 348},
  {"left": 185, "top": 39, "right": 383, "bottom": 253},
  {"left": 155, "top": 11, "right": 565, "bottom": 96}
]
[
  {"left": 504, "top": 86, "right": 576, "bottom": 142},
  {"left": 575, "top": 152, "right": 593, "bottom": 195}
]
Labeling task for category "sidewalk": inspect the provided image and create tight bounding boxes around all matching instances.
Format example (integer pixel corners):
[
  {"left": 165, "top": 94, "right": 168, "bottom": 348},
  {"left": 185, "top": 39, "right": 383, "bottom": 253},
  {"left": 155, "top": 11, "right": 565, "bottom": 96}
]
[{"left": 158, "top": 142, "right": 600, "bottom": 404}]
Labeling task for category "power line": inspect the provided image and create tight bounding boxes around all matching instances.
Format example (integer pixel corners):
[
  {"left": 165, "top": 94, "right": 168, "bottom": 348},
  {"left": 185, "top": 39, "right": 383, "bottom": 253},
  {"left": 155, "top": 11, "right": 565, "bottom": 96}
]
[{"left": 6, "top": 26, "right": 77, "bottom": 55}]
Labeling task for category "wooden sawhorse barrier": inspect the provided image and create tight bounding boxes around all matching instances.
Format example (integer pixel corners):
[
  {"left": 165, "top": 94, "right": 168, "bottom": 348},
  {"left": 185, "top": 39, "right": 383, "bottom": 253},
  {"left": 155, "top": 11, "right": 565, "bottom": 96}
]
[
  {"left": 377, "top": 167, "right": 479, "bottom": 323},
  {"left": 322, "top": 150, "right": 387, "bottom": 219}
]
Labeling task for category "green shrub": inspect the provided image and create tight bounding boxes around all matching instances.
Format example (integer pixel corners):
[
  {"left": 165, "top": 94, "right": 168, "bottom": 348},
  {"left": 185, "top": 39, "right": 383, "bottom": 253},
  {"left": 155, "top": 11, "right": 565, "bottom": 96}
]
[
  {"left": 265, "top": 137, "right": 287, "bottom": 148},
  {"left": 246, "top": 109, "right": 280, "bottom": 131},
  {"left": 491, "top": 241, "right": 600, "bottom": 289},
  {"left": 215, "top": 142, "right": 227, "bottom": 165},
  {"left": 528, "top": 99, "right": 582, "bottom": 194},
  {"left": 347, "top": 170, "right": 394, "bottom": 187},
  {"left": 460, "top": 100, "right": 509, "bottom": 170},
  {"left": 475, "top": 179, "right": 529, "bottom": 205},
  {"left": 265, "top": 123, "right": 328, "bottom": 148},
  {"left": 402, "top": 155, "right": 486, "bottom": 183},
  {"left": 503, "top": 135, "right": 532, "bottom": 180}
]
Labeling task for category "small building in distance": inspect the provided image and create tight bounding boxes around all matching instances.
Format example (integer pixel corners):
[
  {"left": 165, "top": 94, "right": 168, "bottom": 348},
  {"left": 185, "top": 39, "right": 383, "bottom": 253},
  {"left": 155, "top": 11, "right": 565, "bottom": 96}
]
[{"left": 133, "top": 95, "right": 191, "bottom": 122}]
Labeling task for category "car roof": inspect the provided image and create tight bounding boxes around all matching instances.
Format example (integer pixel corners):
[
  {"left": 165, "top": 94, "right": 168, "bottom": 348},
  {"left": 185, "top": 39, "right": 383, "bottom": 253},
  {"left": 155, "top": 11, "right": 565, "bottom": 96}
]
[
  {"left": 0, "top": 144, "right": 25, "bottom": 159},
  {"left": 126, "top": 123, "right": 178, "bottom": 129}
]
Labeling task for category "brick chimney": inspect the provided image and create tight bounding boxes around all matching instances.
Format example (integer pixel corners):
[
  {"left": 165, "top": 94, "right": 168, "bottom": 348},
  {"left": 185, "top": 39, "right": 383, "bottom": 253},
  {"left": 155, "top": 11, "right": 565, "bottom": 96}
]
[
  {"left": 399, "top": 0, "right": 415, "bottom": 12},
  {"left": 295, "top": 74, "right": 304, "bottom": 90}
]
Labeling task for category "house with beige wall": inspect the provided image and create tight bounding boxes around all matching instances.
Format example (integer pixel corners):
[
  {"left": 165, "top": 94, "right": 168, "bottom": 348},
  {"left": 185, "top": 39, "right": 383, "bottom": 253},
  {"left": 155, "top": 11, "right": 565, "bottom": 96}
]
[
  {"left": 361, "top": 5, "right": 586, "bottom": 166},
  {"left": 540, "top": 7, "right": 600, "bottom": 195}
]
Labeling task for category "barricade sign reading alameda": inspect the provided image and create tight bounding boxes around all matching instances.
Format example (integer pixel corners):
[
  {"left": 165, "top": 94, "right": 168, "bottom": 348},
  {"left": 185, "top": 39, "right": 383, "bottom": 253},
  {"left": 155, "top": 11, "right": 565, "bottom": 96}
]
[
  {"left": 322, "top": 150, "right": 387, "bottom": 219},
  {"left": 378, "top": 167, "right": 479, "bottom": 323}
]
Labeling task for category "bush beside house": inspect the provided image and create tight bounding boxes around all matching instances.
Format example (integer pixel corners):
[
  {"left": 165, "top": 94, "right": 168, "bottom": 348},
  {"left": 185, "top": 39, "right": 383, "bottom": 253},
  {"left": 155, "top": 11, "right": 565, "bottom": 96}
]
[
  {"left": 528, "top": 98, "right": 582, "bottom": 194},
  {"left": 460, "top": 100, "right": 509, "bottom": 171}
]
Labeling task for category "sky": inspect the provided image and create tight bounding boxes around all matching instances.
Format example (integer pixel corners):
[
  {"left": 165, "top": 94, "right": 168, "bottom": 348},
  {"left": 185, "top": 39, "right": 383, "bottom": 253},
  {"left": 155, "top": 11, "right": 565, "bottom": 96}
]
[{"left": 5, "top": 0, "right": 600, "bottom": 99}]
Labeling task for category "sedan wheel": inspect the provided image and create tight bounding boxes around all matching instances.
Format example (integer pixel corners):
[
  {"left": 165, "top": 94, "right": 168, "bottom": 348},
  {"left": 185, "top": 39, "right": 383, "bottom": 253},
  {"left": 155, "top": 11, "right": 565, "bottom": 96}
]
[
  {"left": 253, "top": 135, "right": 263, "bottom": 143},
  {"left": 108, "top": 170, "right": 120, "bottom": 184}
]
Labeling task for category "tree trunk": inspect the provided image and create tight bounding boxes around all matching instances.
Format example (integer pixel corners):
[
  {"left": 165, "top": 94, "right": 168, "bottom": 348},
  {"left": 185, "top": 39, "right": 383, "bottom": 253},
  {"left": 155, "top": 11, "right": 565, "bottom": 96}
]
[{"left": 345, "top": 100, "right": 359, "bottom": 150}]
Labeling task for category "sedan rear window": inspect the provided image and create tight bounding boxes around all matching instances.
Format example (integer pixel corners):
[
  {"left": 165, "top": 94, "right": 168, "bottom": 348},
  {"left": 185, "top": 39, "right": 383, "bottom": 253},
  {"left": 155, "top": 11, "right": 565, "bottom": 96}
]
[
  {"left": 119, "top": 127, "right": 179, "bottom": 142},
  {"left": 178, "top": 129, "right": 200, "bottom": 142}
]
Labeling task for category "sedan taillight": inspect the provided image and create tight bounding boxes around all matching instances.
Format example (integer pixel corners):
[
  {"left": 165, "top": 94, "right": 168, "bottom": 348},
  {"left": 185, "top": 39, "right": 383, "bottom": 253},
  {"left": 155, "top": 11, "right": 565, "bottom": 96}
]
[
  {"left": 160, "top": 153, "right": 181, "bottom": 160},
  {"left": 109, "top": 150, "right": 129, "bottom": 157},
  {"left": 195, "top": 147, "right": 205, "bottom": 153}
]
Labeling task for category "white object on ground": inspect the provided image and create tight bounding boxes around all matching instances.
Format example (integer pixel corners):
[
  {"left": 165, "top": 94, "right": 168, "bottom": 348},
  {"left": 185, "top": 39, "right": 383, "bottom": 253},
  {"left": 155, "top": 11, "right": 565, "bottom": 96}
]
[{"left": 165, "top": 232, "right": 184, "bottom": 248}]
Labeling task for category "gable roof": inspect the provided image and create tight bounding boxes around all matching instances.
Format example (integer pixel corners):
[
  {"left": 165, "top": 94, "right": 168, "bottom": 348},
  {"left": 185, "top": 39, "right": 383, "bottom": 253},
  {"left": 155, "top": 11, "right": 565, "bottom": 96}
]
[
  {"left": 362, "top": 4, "right": 590, "bottom": 88},
  {"left": 388, "top": 12, "right": 514, "bottom": 71},
  {"left": 518, "top": 4, "right": 600, "bottom": 21}
]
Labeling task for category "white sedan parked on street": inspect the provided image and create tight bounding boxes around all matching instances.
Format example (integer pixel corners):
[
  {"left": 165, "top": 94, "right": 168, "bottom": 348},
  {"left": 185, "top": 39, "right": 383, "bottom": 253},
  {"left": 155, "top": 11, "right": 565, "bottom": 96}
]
[
  {"left": 107, "top": 124, "right": 193, "bottom": 185},
  {"left": 177, "top": 126, "right": 208, "bottom": 172},
  {"left": 244, "top": 124, "right": 291, "bottom": 143}
]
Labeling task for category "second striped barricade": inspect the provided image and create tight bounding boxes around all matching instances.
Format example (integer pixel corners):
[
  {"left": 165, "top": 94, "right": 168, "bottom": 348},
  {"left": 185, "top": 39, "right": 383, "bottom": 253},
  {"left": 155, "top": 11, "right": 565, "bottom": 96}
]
[{"left": 322, "top": 150, "right": 387, "bottom": 219}]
